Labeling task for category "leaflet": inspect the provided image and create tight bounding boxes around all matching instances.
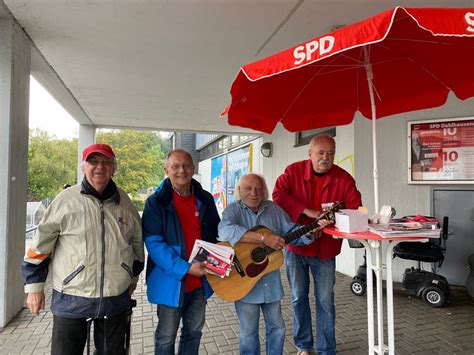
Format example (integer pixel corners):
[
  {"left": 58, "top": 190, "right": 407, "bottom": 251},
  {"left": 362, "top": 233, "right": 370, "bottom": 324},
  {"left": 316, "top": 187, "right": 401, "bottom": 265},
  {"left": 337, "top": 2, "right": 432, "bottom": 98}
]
[
  {"left": 189, "top": 240, "right": 234, "bottom": 278},
  {"left": 369, "top": 223, "right": 441, "bottom": 238}
]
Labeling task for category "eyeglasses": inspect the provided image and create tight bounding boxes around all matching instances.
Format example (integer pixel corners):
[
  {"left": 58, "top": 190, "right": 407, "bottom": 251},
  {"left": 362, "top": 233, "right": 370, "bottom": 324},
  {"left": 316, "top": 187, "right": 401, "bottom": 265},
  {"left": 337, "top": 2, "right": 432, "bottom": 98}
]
[
  {"left": 87, "top": 159, "right": 115, "bottom": 167},
  {"left": 168, "top": 164, "right": 194, "bottom": 171}
]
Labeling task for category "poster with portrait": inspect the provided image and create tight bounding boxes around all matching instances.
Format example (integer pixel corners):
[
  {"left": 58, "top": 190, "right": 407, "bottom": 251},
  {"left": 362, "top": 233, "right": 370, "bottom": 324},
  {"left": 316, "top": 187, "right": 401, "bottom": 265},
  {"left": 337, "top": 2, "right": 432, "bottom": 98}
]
[
  {"left": 210, "top": 144, "right": 253, "bottom": 210},
  {"left": 227, "top": 144, "right": 252, "bottom": 205},
  {"left": 211, "top": 155, "right": 227, "bottom": 208},
  {"left": 408, "top": 117, "right": 474, "bottom": 184}
]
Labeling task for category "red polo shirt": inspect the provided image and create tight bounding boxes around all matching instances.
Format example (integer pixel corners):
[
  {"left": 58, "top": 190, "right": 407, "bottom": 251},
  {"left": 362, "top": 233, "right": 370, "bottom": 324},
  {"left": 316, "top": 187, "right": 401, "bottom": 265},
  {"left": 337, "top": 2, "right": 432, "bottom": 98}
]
[{"left": 173, "top": 191, "right": 202, "bottom": 293}]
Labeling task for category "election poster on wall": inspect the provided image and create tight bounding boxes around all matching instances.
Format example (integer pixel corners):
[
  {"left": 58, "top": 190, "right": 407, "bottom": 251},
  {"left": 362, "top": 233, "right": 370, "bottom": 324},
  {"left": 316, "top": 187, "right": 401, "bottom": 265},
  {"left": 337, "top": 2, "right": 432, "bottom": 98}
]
[
  {"left": 211, "top": 155, "right": 227, "bottom": 209},
  {"left": 227, "top": 145, "right": 253, "bottom": 205},
  {"left": 210, "top": 144, "right": 253, "bottom": 210},
  {"left": 408, "top": 117, "right": 474, "bottom": 184}
]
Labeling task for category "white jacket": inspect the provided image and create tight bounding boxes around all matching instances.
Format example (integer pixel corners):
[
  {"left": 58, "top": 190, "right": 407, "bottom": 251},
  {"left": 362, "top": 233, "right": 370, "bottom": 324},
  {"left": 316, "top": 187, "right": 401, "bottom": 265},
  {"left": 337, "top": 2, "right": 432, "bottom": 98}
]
[{"left": 23, "top": 183, "right": 144, "bottom": 318}]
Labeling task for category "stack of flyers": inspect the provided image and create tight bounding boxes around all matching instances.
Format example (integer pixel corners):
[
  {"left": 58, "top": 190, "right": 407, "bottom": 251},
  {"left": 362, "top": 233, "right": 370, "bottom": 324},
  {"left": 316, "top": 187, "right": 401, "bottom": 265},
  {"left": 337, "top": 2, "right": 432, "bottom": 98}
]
[
  {"left": 392, "top": 216, "right": 439, "bottom": 230},
  {"left": 369, "top": 223, "right": 441, "bottom": 238},
  {"left": 189, "top": 240, "right": 234, "bottom": 278}
]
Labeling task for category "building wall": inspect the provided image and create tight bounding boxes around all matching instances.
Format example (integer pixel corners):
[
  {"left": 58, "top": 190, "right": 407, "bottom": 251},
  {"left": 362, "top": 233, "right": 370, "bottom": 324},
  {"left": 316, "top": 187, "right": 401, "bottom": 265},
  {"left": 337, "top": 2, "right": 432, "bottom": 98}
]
[
  {"left": 354, "top": 93, "right": 474, "bottom": 281},
  {"left": 0, "top": 18, "right": 31, "bottom": 327},
  {"left": 196, "top": 133, "right": 220, "bottom": 150},
  {"left": 199, "top": 158, "right": 212, "bottom": 192},
  {"left": 262, "top": 94, "right": 474, "bottom": 282},
  {"left": 173, "top": 132, "right": 199, "bottom": 173}
]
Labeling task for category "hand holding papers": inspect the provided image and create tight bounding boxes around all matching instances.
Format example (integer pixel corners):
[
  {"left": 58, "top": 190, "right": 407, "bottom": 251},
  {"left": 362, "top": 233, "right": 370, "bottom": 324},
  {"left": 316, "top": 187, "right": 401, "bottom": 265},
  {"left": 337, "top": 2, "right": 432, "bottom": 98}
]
[{"left": 189, "top": 240, "right": 234, "bottom": 278}]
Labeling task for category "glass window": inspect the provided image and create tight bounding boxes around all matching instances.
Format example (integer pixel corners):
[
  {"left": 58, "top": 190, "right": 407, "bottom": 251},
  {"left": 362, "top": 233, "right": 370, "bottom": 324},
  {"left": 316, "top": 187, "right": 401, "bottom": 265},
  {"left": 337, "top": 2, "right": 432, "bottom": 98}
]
[
  {"left": 198, "top": 135, "right": 257, "bottom": 161},
  {"left": 294, "top": 127, "right": 336, "bottom": 147},
  {"left": 222, "top": 136, "right": 230, "bottom": 149}
]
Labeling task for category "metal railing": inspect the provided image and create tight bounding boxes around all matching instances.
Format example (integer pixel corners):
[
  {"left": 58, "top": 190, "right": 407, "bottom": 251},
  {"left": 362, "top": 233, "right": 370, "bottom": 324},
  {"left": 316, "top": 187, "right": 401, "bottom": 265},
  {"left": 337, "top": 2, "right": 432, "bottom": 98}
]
[{"left": 25, "top": 226, "right": 38, "bottom": 240}]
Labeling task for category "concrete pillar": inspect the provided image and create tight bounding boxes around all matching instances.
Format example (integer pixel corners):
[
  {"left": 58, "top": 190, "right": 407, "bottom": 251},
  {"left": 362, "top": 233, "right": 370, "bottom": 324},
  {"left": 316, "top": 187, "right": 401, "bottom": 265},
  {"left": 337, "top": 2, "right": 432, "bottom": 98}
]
[
  {"left": 0, "top": 18, "right": 31, "bottom": 328},
  {"left": 77, "top": 124, "right": 95, "bottom": 183}
]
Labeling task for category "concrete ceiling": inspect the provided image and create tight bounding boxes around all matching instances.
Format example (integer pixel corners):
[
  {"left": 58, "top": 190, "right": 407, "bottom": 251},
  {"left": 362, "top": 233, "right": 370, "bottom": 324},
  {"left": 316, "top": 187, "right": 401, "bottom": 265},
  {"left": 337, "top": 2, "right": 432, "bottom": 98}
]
[{"left": 3, "top": 0, "right": 472, "bottom": 134}]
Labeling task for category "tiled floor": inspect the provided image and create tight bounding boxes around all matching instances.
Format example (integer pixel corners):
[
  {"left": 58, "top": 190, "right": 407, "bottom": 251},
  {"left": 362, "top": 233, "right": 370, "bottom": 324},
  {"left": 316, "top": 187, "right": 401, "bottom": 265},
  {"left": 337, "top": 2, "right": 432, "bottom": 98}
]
[{"left": 1, "top": 270, "right": 473, "bottom": 354}]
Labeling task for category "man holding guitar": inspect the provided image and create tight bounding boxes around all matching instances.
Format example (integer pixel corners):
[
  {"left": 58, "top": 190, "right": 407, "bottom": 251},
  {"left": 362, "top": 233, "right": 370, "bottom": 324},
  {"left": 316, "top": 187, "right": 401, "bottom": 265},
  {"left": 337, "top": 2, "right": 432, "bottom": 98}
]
[
  {"left": 218, "top": 173, "right": 331, "bottom": 355},
  {"left": 273, "top": 134, "right": 362, "bottom": 355}
]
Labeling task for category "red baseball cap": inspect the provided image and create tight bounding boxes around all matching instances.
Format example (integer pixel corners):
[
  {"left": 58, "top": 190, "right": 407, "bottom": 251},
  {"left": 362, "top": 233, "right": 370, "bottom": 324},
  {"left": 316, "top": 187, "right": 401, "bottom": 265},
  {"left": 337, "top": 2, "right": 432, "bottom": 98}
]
[{"left": 82, "top": 143, "right": 115, "bottom": 161}]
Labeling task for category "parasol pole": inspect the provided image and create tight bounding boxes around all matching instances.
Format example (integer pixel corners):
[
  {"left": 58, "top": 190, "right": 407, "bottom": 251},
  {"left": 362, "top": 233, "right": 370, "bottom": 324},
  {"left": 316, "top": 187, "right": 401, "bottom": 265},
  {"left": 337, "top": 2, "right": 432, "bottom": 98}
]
[
  {"left": 363, "top": 46, "right": 379, "bottom": 214},
  {"left": 364, "top": 45, "right": 384, "bottom": 353}
]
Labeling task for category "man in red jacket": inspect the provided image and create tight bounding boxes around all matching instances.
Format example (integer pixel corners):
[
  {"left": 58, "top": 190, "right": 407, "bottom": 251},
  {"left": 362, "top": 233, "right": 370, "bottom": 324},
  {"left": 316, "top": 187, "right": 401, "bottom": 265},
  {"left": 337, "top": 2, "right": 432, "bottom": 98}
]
[{"left": 273, "top": 134, "right": 362, "bottom": 355}]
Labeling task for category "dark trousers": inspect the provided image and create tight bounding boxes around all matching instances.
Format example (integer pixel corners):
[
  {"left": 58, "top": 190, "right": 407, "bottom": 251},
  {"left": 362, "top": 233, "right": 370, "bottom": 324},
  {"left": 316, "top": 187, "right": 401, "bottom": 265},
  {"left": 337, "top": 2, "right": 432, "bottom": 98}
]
[{"left": 51, "top": 312, "right": 128, "bottom": 355}]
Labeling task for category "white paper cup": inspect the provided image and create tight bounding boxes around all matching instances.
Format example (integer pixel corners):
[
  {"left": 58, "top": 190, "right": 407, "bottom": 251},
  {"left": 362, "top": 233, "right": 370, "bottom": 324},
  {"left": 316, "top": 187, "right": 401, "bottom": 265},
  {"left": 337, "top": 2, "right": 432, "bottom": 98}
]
[{"left": 379, "top": 215, "right": 391, "bottom": 225}]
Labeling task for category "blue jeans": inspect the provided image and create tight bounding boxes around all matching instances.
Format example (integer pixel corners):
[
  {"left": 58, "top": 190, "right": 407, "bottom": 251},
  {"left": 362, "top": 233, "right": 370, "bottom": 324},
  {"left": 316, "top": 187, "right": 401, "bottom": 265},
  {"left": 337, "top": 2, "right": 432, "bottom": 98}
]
[
  {"left": 234, "top": 300, "right": 285, "bottom": 355},
  {"left": 154, "top": 288, "right": 206, "bottom": 355},
  {"left": 285, "top": 250, "right": 336, "bottom": 355}
]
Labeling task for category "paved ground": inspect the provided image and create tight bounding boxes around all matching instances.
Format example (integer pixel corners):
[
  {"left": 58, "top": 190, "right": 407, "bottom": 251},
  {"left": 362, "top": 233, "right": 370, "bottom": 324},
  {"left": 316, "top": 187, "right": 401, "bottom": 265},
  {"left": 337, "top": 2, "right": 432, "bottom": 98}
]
[{"left": 1, "top": 270, "right": 473, "bottom": 354}]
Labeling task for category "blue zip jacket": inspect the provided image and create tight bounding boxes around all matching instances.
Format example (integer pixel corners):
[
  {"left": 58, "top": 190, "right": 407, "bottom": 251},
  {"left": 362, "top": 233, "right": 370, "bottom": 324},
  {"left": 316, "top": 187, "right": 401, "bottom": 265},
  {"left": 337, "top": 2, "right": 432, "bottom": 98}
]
[{"left": 142, "top": 178, "right": 220, "bottom": 307}]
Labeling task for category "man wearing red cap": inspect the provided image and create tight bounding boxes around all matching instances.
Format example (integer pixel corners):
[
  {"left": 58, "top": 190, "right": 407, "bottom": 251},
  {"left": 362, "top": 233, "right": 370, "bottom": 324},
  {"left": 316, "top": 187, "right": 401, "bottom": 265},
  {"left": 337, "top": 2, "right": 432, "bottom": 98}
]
[{"left": 22, "top": 143, "right": 144, "bottom": 355}]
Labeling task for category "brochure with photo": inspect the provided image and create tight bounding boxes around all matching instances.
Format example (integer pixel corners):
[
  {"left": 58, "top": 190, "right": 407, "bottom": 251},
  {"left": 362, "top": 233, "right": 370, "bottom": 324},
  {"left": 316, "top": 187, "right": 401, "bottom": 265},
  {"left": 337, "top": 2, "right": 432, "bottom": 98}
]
[{"left": 189, "top": 240, "right": 234, "bottom": 278}]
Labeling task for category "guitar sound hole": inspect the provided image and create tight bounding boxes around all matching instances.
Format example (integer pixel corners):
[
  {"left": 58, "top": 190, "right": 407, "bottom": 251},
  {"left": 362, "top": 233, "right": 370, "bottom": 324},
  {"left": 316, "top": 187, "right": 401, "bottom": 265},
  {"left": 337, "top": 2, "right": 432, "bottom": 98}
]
[{"left": 251, "top": 247, "right": 267, "bottom": 264}]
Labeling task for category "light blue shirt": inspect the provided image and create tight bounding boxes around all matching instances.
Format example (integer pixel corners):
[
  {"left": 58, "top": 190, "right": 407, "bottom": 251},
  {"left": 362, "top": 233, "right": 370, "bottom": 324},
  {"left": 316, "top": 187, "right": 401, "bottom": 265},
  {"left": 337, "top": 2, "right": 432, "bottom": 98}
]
[{"left": 218, "top": 200, "right": 312, "bottom": 304}]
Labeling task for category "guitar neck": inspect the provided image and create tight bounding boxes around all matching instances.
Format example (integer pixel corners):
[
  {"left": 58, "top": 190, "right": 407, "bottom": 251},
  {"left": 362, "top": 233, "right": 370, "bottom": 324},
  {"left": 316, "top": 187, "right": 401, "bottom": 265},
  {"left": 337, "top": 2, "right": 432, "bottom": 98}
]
[
  {"left": 285, "top": 224, "right": 323, "bottom": 244},
  {"left": 260, "top": 209, "right": 333, "bottom": 256},
  {"left": 283, "top": 214, "right": 327, "bottom": 245}
]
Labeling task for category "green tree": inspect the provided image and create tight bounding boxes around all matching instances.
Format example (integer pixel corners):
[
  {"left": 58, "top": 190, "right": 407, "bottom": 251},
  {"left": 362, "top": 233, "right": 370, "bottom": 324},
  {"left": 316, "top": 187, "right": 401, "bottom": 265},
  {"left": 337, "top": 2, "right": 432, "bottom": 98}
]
[
  {"left": 28, "top": 129, "right": 78, "bottom": 201},
  {"left": 158, "top": 133, "right": 171, "bottom": 156},
  {"left": 96, "top": 129, "right": 167, "bottom": 196},
  {"left": 27, "top": 129, "right": 168, "bottom": 209}
]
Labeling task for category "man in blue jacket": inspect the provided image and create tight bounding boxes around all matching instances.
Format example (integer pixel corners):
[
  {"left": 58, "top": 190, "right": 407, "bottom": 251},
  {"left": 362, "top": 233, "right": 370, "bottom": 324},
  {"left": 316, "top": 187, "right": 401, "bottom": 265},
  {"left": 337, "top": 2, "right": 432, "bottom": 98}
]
[{"left": 142, "top": 149, "right": 220, "bottom": 355}]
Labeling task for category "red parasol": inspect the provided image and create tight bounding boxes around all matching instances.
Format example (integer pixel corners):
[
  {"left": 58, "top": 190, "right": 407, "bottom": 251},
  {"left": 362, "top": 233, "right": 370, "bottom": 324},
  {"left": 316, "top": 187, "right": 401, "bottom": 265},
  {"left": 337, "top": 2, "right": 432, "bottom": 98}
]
[{"left": 222, "top": 7, "right": 474, "bottom": 212}]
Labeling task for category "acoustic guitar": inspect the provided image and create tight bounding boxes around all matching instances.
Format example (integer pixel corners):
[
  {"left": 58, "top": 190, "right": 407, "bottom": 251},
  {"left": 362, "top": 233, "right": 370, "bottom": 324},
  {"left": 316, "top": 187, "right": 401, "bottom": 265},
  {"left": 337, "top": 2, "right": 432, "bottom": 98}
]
[{"left": 207, "top": 202, "right": 343, "bottom": 302}]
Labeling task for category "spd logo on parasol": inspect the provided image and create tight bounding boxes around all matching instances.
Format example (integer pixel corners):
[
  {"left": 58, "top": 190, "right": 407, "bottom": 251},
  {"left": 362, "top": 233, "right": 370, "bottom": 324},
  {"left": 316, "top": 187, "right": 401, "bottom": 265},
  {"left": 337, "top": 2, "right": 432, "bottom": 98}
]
[
  {"left": 466, "top": 12, "right": 474, "bottom": 32},
  {"left": 293, "top": 36, "right": 335, "bottom": 65}
]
